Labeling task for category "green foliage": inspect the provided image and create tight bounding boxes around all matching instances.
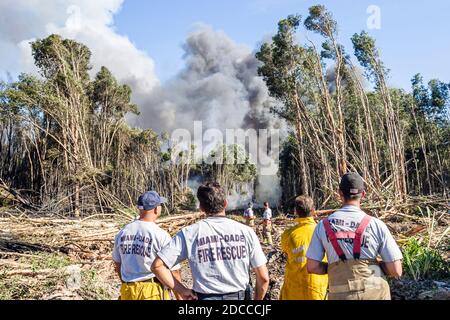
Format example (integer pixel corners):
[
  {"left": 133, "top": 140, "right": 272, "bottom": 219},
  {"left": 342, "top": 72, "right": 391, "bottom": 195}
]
[
  {"left": 402, "top": 238, "right": 449, "bottom": 281},
  {"left": 191, "top": 144, "right": 257, "bottom": 199},
  {"left": 401, "top": 207, "right": 449, "bottom": 281},
  {"left": 160, "top": 152, "right": 171, "bottom": 163},
  {"left": 0, "top": 34, "right": 181, "bottom": 214},
  {"left": 412, "top": 73, "right": 449, "bottom": 124},
  {"left": 25, "top": 253, "right": 70, "bottom": 271},
  {"left": 304, "top": 5, "right": 337, "bottom": 38},
  {"left": 32, "top": 34, "right": 91, "bottom": 82},
  {"left": 412, "top": 73, "right": 430, "bottom": 110},
  {"left": 256, "top": 14, "right": 304, "bottom": 107},
  {"left": 90, "top": 66, "right": 138, "bottom": 117},
  {"left": 351, "top": 31, "right": 387, "bottom": 82},
  {"left": 1, "top": 10, "right": 449, "bottom": 216}
]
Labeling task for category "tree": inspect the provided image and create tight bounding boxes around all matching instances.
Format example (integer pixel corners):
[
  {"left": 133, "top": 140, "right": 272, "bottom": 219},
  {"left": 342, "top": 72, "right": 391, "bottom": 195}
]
[
  {"left": 0, "top": 35, "right": 197, "bottom": 215},
  {"left": 351, "top": 31, "right": 407, "bottom": 199},
  {"left": 305, "top": 5, "right": 347, "bottom": 175},
  {"left": 256, "top": 15, "right": 335, "bottom": 197}
]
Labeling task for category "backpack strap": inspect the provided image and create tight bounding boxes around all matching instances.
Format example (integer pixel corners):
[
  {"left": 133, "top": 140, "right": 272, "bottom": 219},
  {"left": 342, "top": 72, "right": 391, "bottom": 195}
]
[
  {"left": 353, "top": 215, "right": 372, "bottom": 259},
  {"left": 323, "top": 218, "right": 347, "bottom": 261}
]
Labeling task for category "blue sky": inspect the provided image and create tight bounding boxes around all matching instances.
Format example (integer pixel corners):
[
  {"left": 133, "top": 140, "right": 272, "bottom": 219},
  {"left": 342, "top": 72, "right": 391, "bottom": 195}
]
[{"left": 114, "top": 0, "right": 450, "bottom": 91}]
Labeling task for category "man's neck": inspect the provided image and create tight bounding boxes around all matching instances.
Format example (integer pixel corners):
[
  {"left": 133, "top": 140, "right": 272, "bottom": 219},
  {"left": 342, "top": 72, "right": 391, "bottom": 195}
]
[
  {"left": 342, "top": 201, "right": 361, "bottom": 208},
  {"left": 139, "top": 214, "right": 157, "bottom": 222},
  {"left": 207, "top": 211, "right": 226, "bottom": 217}
]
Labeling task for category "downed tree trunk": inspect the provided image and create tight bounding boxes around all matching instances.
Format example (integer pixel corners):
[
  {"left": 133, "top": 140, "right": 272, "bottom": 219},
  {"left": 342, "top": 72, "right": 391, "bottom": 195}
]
[
  {"left": 0, "top": 178, "right": 37, "bottom": 210},
  {"left": 1, "top": 268, "right": 56, "bottom": 276}
]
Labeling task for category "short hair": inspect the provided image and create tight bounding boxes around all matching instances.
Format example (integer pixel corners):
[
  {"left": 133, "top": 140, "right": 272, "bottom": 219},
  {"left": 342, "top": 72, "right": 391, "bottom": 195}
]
[
  {"left": 264, "top": 202, "right": 269, "bottom": 207},
  {"left": 294, "top": 195, "right": 314, "bottom": 217},
  {"left": 197, "top": 182, "right": 226, "bottom": 214}
]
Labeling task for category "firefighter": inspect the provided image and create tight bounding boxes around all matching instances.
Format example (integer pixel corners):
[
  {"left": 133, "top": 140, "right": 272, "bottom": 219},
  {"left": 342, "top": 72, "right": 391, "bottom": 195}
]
[
  {"left": 262, "top": 202, "right": 273, "bottom": 246},
  {"left": 244, "top": 202, "right": 255, "bottom": 227},
  {"left": 112, "top": 191, "right": 181, "bottom": 300},
  {"left": 306, "top": 173, "right": 403, "bottom": 300},
  {"left": 151, "top": 182, "right": 269, "bottom": 300},
  {"left": 280, "top": 195, "right": 328, "bottom": 300}
]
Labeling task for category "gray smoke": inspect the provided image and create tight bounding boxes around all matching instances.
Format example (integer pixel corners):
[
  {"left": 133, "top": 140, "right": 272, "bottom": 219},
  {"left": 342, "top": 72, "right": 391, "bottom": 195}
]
[
  {"left": 130, "top": 26, "right": 283, "bottom": 207},
  {"left": 130, "top": 26, "right": 276, "bottom": 134}
]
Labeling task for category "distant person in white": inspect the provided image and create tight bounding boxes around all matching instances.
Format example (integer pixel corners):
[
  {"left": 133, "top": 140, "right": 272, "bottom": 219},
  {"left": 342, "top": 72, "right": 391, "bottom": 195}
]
[
  {"left": 244, "top": 202, "right": 255, "bottom": 227},
  {"left": 262, "top": 202, "right": 273, "bottom": 246},
  {"left": 151, "top": 182, "right": 269, "bottom": 300},
  {"left": 306, "top": 173, "right": 403, "bottom": 300},
  {"left": 112, "top": 191, "right": 181, "bottom": 300}
]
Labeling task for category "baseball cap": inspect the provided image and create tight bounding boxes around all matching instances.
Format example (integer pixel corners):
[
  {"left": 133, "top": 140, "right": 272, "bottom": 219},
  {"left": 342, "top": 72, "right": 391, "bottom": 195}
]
[
  {"left": 137, "top": 191, "right": 167, "bottom": 211},
  {"left": 339, "top": 173, "right": 365, "bottom": 197}
]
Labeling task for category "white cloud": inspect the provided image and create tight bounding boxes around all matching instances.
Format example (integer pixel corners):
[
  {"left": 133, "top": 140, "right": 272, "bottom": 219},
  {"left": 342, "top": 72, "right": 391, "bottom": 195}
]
[{"left": 0, "top": 0, "right": 158, "bottom": 94}]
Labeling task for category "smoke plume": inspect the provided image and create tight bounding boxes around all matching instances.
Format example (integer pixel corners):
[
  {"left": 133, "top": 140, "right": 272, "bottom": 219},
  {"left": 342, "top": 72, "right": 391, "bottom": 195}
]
[
  {"left": 131, "top": 25, "right": 275, "bottom": 133},
  {"left": 131, "top": 26, "right": 282, "bottom": 208}
]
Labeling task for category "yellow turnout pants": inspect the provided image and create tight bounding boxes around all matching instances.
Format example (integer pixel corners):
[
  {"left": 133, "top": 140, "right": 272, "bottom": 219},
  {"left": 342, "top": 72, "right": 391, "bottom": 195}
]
[
  {"left": 120, "top": 280, "right": 171, "bottom": 300},
  {"left": 263, "top": 224, "right": 273, "bottom": 245}
]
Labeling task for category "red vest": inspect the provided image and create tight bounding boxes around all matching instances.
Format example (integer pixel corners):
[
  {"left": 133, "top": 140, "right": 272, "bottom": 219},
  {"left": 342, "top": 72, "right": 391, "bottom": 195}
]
[{"left": 323, "top": 215, "right": 372, "bottom": 261}]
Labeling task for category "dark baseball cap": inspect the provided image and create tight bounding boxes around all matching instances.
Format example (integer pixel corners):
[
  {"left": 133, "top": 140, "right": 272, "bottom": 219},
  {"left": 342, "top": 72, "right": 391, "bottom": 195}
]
[
  {"left": 137, "top": 191, "right": 167, "bottom": 211},
  {"left": 339, "top": 173, "right": 365, "bottom": 197}
]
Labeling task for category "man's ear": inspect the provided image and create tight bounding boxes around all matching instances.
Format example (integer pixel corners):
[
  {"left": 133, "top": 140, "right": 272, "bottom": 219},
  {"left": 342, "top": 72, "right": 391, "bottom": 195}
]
[
  {"left": 361, "top": 191, "right": 366, "bottom": 199},
  {"left": 223, "top": 199, "right": 228, "bottom": 210},
  {"left": 198, "top": 204, "right": 205, "bottom": 213}
]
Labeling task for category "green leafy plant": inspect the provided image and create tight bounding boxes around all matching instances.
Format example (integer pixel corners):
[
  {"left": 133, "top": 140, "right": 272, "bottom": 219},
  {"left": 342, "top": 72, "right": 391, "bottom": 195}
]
[
  {"left": 28, "top": 253, "right": 70, "bottom": 271},
  {"left": 402, "top": 238, "right": 448, "bottom": 280},
  {"left": 401, "top": 208, "right": 449, "bottom": 281}
]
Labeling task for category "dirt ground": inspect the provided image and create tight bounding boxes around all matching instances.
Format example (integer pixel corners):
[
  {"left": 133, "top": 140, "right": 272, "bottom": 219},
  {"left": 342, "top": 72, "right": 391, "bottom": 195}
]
[{"left": 0, "top": 210, "right": 448, "bottom": 300}]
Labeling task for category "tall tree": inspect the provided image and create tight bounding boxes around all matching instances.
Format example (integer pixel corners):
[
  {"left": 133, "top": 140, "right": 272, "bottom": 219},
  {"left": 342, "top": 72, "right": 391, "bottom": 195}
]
[{"left": 351, "top": 31, "right": 407, "bottom": 199}]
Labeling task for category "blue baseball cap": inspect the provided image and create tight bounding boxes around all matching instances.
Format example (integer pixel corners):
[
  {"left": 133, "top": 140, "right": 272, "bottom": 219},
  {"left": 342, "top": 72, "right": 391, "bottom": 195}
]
[{"left": 137, "top": 191, "right": 167, "bottom": 211}]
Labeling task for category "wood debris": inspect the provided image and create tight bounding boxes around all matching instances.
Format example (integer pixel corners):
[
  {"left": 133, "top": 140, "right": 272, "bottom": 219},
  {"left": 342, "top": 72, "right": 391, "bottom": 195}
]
[{"left": 0, "top": 197, "right": 448, "bottom": 300}]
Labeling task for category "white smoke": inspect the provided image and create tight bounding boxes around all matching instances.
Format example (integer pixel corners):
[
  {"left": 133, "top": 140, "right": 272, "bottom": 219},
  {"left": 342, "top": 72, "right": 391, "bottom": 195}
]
[
  {"left": 131, "top": 25, "right": 277, "bottom": 134},
  {"left": 0, "top": 0, "right": 158, "bottom": 94},
  {"left": 131, "top": 25, "right": 283, "bottom": 207}
]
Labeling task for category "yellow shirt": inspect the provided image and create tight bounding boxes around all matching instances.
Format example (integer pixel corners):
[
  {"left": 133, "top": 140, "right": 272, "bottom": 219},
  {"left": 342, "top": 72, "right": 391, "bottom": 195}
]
[{"left": 280, "top": 217, "right": 328, "bottom": 300}]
